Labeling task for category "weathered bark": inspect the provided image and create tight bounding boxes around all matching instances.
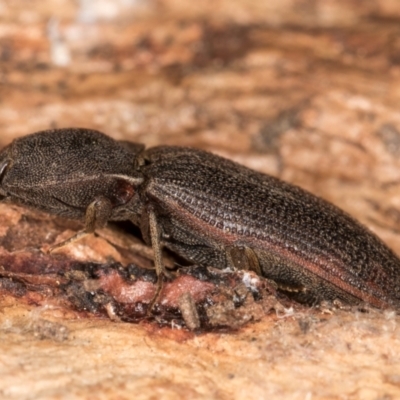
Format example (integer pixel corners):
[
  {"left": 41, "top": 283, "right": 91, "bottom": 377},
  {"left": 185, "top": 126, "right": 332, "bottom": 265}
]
[{"left": 1, "top": 0, "right": 400, "bottom": 399}]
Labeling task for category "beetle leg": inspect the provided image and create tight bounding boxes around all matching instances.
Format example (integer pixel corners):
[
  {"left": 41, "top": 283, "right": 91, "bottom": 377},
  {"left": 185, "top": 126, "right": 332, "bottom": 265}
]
[
  {"left": 47, "top": 196, "right": 113, "bottom": 253},
  {"left": 145, "top": 206, "right": 175, "bottom": 314},
  {"left": 226, "top": 246, "right": 262, "bottom": 276},
  {"left": 148, "top": 207, "right": 165, "bottom": 277}
]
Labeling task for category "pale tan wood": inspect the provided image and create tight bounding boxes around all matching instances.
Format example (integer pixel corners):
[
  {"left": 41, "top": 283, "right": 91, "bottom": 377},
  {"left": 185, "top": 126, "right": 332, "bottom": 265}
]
[{"left": 1, "top": 1, "right": 400, "bottom": 399}]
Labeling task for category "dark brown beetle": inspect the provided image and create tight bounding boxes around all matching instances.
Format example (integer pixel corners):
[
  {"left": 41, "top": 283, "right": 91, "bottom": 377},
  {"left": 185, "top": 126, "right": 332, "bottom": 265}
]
[{"left": 1, "top": 128, "right": 399, "bottom": 309}]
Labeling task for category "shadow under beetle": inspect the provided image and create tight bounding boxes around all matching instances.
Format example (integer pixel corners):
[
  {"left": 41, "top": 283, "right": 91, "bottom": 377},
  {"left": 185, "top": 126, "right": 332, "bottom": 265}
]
[{"left": 0, "top": 128, "right": 400, "bottom": 310}]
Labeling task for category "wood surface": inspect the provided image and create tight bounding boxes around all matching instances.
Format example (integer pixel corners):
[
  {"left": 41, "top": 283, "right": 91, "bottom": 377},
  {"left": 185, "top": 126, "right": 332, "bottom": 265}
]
[{"left": 1, "top": 1, "right": 400, "bottom": 399}]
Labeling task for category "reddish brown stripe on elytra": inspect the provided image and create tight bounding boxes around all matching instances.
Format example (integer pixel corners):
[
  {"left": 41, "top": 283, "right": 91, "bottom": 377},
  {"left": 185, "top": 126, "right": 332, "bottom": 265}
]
[{"left": 157, "top": 194, "right": 391, "bottom": 308}]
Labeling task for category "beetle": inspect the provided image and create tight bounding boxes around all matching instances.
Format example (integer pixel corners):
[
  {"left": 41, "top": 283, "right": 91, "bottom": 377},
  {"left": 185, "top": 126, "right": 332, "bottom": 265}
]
[{"left": 0, "top": 128, "right": 399, "bottom": 309}]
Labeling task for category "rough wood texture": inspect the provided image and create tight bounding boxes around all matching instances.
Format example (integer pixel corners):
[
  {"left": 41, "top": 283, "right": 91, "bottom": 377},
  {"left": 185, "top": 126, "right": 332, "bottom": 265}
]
[{"left": 1, "top": 0, "right": 400, "bottom": 399}]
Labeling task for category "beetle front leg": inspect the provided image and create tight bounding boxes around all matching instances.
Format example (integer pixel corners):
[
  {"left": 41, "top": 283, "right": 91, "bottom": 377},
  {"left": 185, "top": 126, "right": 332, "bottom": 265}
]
[{"left": 47, "top": 196, "right": 113, "bottom": 253}]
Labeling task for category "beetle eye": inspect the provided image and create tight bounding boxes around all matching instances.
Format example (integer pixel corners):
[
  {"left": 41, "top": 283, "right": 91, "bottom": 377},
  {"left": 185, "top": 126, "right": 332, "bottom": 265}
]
[{"left": 0, "top": 160, "right": 9, "bottom": 184}]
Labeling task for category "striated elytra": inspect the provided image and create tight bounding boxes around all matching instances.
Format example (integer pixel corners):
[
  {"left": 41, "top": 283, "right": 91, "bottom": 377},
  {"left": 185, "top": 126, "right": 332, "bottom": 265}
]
[{"left": 0, "top": 128, "right": 399, "bottom": 309}]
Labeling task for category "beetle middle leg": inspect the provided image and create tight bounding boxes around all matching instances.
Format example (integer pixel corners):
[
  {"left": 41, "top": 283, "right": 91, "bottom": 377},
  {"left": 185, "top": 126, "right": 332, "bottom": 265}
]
[
  {"left": 47, "top": 196, "right": 113, "bottom": 253},
  {"left": 140, "top": 205, "right": 172, "bottom": 314}
]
